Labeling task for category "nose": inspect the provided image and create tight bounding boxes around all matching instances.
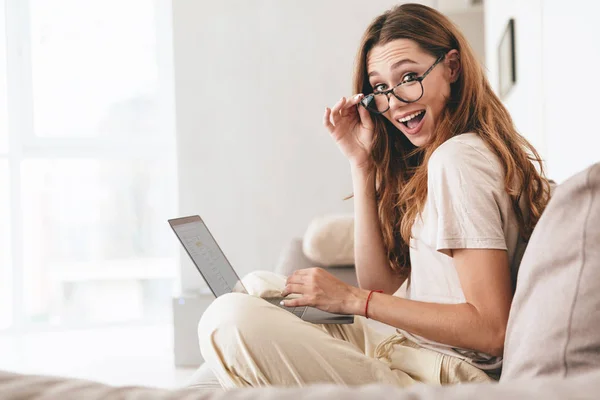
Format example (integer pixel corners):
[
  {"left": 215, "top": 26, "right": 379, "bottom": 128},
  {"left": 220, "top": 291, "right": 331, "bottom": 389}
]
[{"left": 387, "top": 92, "right": 408, "bottom": 112}]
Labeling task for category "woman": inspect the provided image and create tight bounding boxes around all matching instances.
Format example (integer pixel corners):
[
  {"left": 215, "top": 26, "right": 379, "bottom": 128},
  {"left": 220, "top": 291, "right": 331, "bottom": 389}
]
[{"left": 198, "top": 3, "right": 550, "bottom": 388}]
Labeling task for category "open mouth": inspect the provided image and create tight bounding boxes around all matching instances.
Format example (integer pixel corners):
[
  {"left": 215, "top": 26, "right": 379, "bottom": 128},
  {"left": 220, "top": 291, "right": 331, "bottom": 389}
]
[{"left": 397, "top": 110, "right": 426, "bottom": 130}]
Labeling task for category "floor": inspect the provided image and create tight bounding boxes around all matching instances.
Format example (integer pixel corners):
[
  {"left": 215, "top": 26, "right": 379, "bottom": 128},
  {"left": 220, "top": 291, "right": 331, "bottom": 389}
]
[{"left": 0, "top": 325, "right": 198, "bottom": 389}]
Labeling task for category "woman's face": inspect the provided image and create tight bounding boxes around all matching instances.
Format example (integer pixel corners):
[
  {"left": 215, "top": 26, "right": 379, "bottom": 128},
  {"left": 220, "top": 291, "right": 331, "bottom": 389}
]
[{"left": 366, "top": 39, "right": 459, "bottom": 147}]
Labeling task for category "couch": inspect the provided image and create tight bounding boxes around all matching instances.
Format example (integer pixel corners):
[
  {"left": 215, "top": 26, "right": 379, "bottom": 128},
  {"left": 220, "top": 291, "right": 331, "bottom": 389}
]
[{"left": 1, "top": 162, "right": 599, "bottom": 399}]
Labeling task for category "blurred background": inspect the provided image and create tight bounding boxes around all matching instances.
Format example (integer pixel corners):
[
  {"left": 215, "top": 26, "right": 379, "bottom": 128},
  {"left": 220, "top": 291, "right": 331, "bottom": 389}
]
[{"left": 0, "top": 0, "right": 598, "bottom": 389}]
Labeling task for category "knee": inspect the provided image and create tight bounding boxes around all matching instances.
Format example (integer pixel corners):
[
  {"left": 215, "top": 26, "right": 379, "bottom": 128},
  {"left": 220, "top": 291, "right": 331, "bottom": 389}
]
[
  {"left": 198, "top": 293, "right": 251, "bottom": 335},
  {"left": 239, "top": 270, "right": 286, "bottom": 298},
  {"left": 197, "top": 293, "right": 265, "bottom": 353}
]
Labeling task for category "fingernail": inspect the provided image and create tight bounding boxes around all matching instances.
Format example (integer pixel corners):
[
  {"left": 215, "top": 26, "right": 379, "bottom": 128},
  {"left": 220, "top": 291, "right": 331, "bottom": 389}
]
[
  {"left": 355, "top": 94, "right": 363, "bottom": 100},
  {"left": 279, "top": 301, "right": 285, "bottom": 306}
]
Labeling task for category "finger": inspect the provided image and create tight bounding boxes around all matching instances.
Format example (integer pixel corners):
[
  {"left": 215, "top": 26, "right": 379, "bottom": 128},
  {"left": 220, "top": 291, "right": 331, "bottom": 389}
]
[
  {"left": 281, "top": 296, "right": 310, "bottom": 308},
  {"left": 330, "top": 97, "right": 346, "bottom": 114},
  {"left": 289, "top": 269, "right": 317, "bottom": 281},
  {"left": 281, "top": 283, "right": 306, "bottom": 297},
  {"left": 357, "top": 100, "right": 375, "bottom": 130},
  {"left": 323, "top": 108, "right": 334, "bottom": 132},
  {"left": 344, "top": 93, "right": 363, "bottom": 108},
  {"left": 340, "top": 94, "right": 364, "bottom": 118},
  {"left": 287, "top": 268, "right": 315, "bottom": 278},
  {"left": 330, "top": 97, "right": 346, "bottom": 126},
  {"left": 285, "top": 274, "right": 305, "bottom": 285},
  {"left": 292, "top": 268, "right": 313, "bottom": 276},
  {"left": 285, "top": 283, "right": 306, "bottom": 294}
]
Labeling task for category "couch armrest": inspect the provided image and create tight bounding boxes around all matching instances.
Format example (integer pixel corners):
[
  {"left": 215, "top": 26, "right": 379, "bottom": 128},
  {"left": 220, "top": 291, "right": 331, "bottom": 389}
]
[{"left": 274, "top": 239, "right": 358, "bottom": 287}]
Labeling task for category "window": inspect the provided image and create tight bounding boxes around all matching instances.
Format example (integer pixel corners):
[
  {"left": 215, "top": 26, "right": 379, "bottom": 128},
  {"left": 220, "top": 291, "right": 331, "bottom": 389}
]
[
  {"left": 3, "top": 0, "right": 178, "bottom": 330},
  {"left": 21, "top": 158, "right": 177, "bottom": 325},
  {"left": 29, "top": 0, "right": 160, "bottom": 140}
]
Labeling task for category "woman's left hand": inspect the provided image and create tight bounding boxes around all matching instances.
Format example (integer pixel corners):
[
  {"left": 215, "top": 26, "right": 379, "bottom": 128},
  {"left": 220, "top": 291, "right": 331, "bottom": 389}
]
[{"left": 280, "top": 268, "right": 367, "bottom": 315}]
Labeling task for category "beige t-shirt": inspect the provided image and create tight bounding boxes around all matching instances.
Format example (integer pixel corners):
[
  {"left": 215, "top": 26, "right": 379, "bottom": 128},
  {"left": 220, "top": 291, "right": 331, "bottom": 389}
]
[{"left": 397, "top": 133, "right": 526, "bottom": 371}]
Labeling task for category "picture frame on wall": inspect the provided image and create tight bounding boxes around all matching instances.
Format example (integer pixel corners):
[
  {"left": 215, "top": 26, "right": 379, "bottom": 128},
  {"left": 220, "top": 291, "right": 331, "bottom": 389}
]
[{"left": 498, "top": 18, "right": 516, "bottom": 99}]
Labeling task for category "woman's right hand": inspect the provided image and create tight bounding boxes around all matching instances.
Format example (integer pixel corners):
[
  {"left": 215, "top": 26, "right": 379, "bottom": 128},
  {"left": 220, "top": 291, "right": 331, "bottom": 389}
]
[{"left": 323, "top": 94, "right": 375, "bottom": 169}]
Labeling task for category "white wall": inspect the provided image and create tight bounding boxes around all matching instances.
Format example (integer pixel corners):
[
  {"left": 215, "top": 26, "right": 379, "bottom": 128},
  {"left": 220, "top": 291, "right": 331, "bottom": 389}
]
[
  {"left": 485, "top": 0, "right": 600, "bottom": 183},
  {"left": 436, "top": 0, "right": 475, "bottom": 12},
  {"left": 484, "top": 0, "right": 546, "bottom": 160},
  {"left": 446, "top": 5, "right": 485, "bottom": 66},
  {"left": 541, "top": 1, "right": 600, "bottom": 182},
  {"left": 172, "top": 0, "right": 433, "bottom": 291}
]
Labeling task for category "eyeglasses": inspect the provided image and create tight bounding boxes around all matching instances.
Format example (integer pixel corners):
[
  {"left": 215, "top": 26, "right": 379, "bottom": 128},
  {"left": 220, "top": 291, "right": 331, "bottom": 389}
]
[{"left": 360, "top": 54, "right": 445, "bottom": 114}]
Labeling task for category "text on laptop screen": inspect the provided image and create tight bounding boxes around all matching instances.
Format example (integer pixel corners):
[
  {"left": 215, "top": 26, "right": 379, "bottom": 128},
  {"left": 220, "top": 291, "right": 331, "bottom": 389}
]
[{"left": 171, "top": 218, "right": 245, "bottom": 297}]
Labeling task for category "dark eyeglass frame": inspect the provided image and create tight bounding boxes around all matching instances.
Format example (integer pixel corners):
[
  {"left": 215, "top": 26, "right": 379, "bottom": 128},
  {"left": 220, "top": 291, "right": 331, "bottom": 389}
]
[{"left": 360, "top": 54, "right": 446, "bottom": 114}]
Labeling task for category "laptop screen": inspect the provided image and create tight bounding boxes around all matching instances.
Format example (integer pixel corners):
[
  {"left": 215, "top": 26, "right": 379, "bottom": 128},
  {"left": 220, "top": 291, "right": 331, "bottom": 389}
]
[{"left": 169, "top": 216, "right": 247, "bottom": 297}]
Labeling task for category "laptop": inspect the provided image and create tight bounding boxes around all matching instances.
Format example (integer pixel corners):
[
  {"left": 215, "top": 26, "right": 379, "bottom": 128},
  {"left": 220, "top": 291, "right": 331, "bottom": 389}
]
[{"left": 169, "top": 215, "right": 354, "bottom": 324}]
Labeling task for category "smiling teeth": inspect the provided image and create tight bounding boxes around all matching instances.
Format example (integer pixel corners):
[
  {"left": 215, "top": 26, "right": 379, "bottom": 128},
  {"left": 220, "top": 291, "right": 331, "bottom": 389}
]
[{"left": 398, "top": 110, "right": 424, "bottom": 123}]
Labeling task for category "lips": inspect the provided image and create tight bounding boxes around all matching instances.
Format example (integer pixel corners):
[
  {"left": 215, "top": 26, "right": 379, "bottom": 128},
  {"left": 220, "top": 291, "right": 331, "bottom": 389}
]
[
  {"left": 395, "top": 110, "right": 426, "bottom": 135},
  {"left": 396, "top": 110, "right": 425, "bottom": 125}
]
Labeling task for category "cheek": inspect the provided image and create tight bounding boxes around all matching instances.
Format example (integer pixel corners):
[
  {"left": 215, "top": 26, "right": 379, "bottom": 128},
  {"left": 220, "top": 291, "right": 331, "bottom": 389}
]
[
  {"left": 382, "top": 110, "right": 395, "bottom": 124},
  {"left": 423, "top": 81, "right": 450, "bottom": 114}
]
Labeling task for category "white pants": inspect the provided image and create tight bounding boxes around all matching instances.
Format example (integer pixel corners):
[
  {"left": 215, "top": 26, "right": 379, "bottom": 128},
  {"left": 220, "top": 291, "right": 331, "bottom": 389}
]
[{"left": 198, "top": 271, "right": 493, "bottom": 389}]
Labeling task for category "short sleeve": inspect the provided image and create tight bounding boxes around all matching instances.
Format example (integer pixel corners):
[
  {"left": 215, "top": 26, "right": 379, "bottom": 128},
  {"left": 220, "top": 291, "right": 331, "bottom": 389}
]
[{"left": 427, "top": 138, "right": 508, "bottom": 253}]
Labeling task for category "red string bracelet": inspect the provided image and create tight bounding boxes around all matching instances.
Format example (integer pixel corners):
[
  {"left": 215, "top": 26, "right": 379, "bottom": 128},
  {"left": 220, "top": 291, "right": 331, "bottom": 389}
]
[{"left": 365, "top": 290, "right": 383, "bottom": 319}]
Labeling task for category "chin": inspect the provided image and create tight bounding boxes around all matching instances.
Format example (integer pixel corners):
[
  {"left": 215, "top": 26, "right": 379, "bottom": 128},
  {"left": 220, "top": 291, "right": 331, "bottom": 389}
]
[
  {"left": 393, "top": 120, "right": 431, "bottom": 147},
  {"left": 404, "top": 131, "right": 431, "bottom": 147}
]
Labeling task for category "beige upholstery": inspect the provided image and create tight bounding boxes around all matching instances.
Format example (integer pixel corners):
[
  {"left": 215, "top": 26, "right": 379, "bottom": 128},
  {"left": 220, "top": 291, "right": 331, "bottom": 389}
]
[
  {"left": 302, "top": 214, "right": 354, "bottom": 267},
  {"left": 2, "top": 368, "right": 600, "bottom": 399},
  {"left": 502, "top": 163, "right": 600, "bottom": 380}
]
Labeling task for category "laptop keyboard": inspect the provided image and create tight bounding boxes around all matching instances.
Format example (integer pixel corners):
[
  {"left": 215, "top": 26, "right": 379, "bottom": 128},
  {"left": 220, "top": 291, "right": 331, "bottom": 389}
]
[{"left": 264, "top": 298, "right": 306, "bottom": 318}]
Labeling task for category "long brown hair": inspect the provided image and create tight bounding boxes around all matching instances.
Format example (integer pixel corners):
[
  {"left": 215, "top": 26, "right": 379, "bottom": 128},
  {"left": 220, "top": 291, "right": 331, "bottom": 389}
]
[{"left": 350, "top": 4, "right": 550, "bottom": 279}]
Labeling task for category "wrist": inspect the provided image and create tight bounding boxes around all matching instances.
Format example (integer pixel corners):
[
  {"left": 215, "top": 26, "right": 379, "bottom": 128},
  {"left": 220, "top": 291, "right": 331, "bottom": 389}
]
[
  {"left": 350, "top": 160, "right": 373, "bottom": 173},
  {"left": 347, "top": 286, "right": 370, "bottom": 316},
  {"left": 350, "top": 162, "right": 375, "bottom": 192}
]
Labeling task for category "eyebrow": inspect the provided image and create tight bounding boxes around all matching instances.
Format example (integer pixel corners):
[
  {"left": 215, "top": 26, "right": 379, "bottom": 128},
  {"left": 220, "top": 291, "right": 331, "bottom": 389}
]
[{"left": 368, "top": 58, "right": 419, "bottom": 78}]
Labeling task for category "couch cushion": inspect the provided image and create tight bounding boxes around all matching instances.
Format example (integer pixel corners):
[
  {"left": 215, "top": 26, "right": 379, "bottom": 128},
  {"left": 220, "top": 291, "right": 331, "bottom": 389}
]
[
  {"left": 275, "top": 239, "right": 359, "bottom": 286},
  {"left": 501, "top": 163, "right": 600, "bottom": 380},
  {"left": 0, "top": 369, "right": 220, "bottom": 399},
  {"left": 3, "top": 367, "right": 600, "bottom": 399},
  {"left": 302, "top": 214, "right": 354, "bottom": 267}
]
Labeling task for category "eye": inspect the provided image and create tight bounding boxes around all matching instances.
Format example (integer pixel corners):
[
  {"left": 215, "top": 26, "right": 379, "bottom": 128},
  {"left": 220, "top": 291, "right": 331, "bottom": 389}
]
[
  {"left": 401, "top": 72, "right": 418, "bottom": 83},
  {"left": 373, "top": 83, "right": 388, "bottom": 93}
]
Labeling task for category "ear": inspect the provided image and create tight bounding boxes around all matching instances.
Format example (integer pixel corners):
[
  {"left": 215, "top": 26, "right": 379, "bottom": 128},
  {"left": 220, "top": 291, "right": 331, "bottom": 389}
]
[{"left": 445, "top": 49, "right": 461, "bottom": 83}]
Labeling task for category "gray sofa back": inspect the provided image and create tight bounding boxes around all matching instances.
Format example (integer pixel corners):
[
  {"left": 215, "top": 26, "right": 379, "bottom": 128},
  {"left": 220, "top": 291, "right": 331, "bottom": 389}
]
[{"left": 502, "top": 163, "right": 600, "bottom": 380}]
